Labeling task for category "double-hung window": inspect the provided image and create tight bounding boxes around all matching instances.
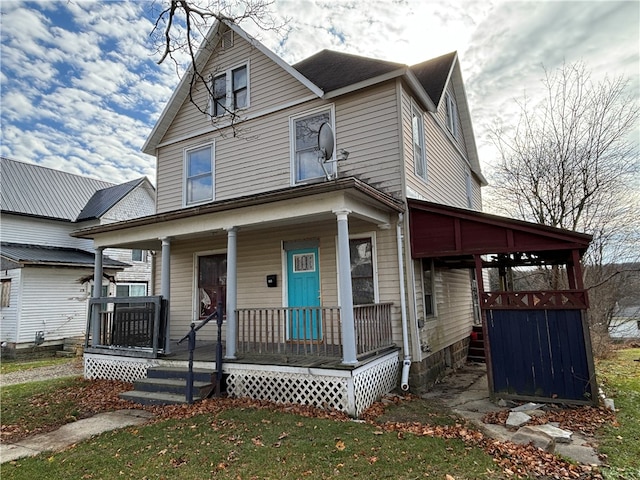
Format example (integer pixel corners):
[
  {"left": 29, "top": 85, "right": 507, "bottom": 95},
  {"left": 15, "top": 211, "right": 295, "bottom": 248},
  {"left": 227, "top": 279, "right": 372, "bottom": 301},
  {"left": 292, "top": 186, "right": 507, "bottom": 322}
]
[
  {"left": 349, "top": 236, "right": 377, "bottom": 305},
  {"left": 209, "top": 63, "right": 249, "bottom": 117},
  {"left": 291, "top": 107, "right": 335, "bottom": 183},
  {"left": 445, "top": 92, "right": 458, "bottom": 137},
  {"left": 412, "top": 108, "right": 427, "bottom": 180},
  {"left": 185, "top": 143, "right": 214, "bottom": 206}
]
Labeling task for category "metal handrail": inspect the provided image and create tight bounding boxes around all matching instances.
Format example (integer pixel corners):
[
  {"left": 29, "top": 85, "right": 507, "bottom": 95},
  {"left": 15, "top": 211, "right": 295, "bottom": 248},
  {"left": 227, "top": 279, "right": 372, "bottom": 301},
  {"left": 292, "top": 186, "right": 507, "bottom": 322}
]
[{"left": 177, "top": 304, "right": 222, "bottom": 404}]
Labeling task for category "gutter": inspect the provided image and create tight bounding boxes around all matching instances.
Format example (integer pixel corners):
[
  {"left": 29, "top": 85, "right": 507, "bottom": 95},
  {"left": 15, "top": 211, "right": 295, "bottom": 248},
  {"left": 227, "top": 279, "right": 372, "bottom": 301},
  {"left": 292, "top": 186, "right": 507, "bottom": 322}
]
[{"left": 396, "top": 213, "right": 411, "bottom": 391}]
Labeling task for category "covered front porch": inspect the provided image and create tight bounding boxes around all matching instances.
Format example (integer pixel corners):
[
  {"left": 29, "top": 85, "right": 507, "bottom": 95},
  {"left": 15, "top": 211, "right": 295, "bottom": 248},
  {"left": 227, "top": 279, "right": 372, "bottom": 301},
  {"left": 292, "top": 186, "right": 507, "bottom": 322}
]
[{"left": 75, "top": 178, "right": 406, "bottom": 416}]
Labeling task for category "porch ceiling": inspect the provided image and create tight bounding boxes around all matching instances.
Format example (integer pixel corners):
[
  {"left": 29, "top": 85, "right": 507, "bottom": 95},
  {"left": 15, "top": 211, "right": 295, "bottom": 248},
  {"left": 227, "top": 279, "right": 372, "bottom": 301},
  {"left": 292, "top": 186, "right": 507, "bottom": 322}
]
[
  {"left": 71, "top": 178, "right": 405, "bottom": 249},
  {"left": 408, "top": 199, "right": 592, "bottom": 267}
]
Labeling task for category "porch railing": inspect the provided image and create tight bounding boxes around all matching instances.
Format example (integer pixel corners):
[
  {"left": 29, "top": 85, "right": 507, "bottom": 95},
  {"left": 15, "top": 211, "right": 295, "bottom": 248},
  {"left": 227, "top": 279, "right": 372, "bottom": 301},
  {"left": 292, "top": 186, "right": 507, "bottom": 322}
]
[
  {"left": 236, "top": 303, "right": 394, "bottom": 359},
  {"left": 481, "top": 290, "right": 588, "bottom": 310},
  {"left": 85, "top": 296, "right": 167, "bottom": 357}
]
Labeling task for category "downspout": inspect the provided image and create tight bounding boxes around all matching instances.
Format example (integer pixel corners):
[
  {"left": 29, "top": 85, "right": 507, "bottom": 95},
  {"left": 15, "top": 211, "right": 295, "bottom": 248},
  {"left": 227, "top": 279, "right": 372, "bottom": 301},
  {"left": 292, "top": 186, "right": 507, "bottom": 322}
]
[{"left": 396, "top": 213, "right": 411, "bottom": 391}]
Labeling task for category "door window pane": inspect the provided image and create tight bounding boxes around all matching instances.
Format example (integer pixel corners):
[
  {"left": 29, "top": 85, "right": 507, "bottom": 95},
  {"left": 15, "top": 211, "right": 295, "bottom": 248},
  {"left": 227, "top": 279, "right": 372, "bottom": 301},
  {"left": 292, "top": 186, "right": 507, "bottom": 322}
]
[{"left": 198, "top": 254, "right": 227, "bottom": 319}]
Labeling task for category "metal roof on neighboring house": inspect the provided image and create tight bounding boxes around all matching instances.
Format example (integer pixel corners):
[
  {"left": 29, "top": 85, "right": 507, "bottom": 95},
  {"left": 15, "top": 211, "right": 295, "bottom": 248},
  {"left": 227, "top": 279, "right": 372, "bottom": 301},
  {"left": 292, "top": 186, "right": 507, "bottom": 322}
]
[
  {"left": 0, "top": 242, "right": 130, "bottom": 268},
  {"left": 1, "top": 157, "right": 115, "bottom": 221}
]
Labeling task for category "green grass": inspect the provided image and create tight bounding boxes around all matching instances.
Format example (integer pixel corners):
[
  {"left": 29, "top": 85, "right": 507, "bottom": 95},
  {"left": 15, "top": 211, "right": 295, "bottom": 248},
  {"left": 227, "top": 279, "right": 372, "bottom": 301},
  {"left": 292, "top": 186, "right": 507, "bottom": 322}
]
[
  {"left": 0, "top": 356, "right": 76, "bottom": 375},
  {"left": 1, "top": 377, "right": 88, "bottom": 435},
  {"left": 596, "top": 348, "right": 640, "bottom": 479},
  {"left": 1, "top": 407, "right": 497, "bottom": 480}
]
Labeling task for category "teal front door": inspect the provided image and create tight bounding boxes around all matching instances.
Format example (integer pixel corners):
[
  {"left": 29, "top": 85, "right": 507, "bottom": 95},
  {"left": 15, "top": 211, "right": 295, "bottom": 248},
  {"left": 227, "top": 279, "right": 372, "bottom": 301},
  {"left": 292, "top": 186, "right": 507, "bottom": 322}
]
[{"left": 287, "top": 247, "right": 321, "bottom": 340}]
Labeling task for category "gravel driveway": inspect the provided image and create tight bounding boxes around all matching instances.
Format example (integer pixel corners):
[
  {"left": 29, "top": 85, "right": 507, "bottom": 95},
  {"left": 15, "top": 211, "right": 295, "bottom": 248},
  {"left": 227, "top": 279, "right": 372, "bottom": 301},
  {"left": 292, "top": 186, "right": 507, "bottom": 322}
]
[{"left": 0, "top": 360, "right": 84, "bottom": 386}]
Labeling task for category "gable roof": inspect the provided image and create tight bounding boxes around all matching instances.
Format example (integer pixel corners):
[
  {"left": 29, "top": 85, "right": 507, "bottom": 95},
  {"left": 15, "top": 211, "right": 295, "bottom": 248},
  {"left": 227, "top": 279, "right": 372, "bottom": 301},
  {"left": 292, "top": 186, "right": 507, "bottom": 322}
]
[
  {"left": 142, "top": 20, "right": 323, "bottom": 156},
  {"left": 410, "top": 51, "right": 457, "bottom": 106},
  {"left": 1, "top": 157, "right": 114, "bottom": 221},
  {"left": 293, "top": 50, "right": 405, "bottom": 93},
  {"left": 77, "top": 177, "right": 147, "bottom": 221},
  {"left": 0, "top": 157, "right": 150, "bottom": 222}
]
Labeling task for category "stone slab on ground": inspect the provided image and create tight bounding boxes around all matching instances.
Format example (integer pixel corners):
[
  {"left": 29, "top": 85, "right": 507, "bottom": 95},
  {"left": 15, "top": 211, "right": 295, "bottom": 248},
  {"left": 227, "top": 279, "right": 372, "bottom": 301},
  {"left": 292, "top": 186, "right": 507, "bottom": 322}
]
[
  {"left": 506, "top": 411, "right": 531, "bottom": 429},
  {"left": 528, "top": 424, "right": 573, "bottom": 443},
  {"left": 0, "top": 409, "right": 153, "bottom": 464},
  {"left": 511, "top": 426, "right": 556, "bottom": 452}
]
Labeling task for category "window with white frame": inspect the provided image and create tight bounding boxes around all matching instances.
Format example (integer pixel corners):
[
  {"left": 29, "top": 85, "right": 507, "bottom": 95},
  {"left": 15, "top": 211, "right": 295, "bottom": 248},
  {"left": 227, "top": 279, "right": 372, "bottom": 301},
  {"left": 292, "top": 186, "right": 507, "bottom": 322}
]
[
  {"left": 465, "top": 170, "right": 473, "bottom": 209},
  {"left": 422, "top": 259, "right": 435, "bottom": 317},
  {"left": 445, "top": 92, "right": 458, "bottom": 137},
  {"left": 349, "top": 236, "right": 376, "bottom": 305},
  {"left": 184, "top": 143, "right": 214, "bottom": 206},
  {"left": 1, "top": 280, "right": 11, "bottom": 307},
  {"left": 291, "top": 107, "right": 335, "bottom": 183},
  {"left": 116, "top": 283, "right": 147, "bottom": 297},
  {"left": 131, "top": 249, "right": 146, "bottom": 262},
  {"left": 209, "top": 63, "right": 249, "bottom": 117},
  {"left": 412, "top": 108, "right": 427, "bottom": 180}
]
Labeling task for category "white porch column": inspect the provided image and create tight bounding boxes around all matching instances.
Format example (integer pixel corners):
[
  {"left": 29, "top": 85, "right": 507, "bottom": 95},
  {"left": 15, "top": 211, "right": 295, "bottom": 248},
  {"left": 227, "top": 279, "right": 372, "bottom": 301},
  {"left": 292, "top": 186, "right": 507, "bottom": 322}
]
[
  {"left": 160, "top": 237, "right": 171, "bottom": 353},
  {"left": 225, "top": 227, "right": 238, "bottom": 359},
  {"left": 334, "top": 209, "right": 357, "bottom": 365},
  {"left": 91, "top": 246, "right": 104, "bottom": 347}
]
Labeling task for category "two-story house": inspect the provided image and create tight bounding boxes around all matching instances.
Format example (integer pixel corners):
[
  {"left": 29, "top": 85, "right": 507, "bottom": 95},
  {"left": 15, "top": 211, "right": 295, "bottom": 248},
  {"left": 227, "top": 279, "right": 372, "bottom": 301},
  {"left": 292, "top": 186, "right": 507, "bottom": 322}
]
[
  {"left": 73, "top": 20, "right": 596, "bottom": 414},
  {"left": 0, "top": 158, "right": 155, "bottom": 358}
]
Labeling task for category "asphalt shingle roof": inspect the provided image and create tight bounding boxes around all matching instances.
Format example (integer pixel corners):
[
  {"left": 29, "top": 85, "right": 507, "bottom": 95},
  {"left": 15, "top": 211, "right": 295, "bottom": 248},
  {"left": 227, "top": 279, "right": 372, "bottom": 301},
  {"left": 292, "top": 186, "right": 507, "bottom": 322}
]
[{"left": 77, "top": 178, "right": 144, "bottom": 221}]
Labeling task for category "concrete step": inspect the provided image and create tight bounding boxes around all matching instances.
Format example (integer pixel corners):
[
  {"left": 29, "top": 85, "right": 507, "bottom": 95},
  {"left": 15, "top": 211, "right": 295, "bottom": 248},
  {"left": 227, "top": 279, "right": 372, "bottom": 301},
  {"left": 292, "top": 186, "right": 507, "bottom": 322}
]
[
  {"left": 133, "top": 377, "right": 212, "bottom": 396},
  {"left": 146, "top": 366, "right": 214, "bottom": 383},
  {"left": 119, "top": 390, "right": 197, "bottom": 406}
]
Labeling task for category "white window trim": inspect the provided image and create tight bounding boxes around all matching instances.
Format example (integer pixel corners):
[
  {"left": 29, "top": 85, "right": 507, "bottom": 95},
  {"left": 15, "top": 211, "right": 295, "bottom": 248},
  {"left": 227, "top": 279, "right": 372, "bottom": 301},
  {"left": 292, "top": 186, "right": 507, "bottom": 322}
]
[
  {"left": 289, "top": 104, "right": 336, "bottom": 185},
  {"left": 115, "top": 283, "right": 148, "bottom": 296},
  {"left": 335, "top": 231, "right": 379, "bottom": 306},
  {"left": 208, "top": 60, "right": 250, "bottom": 117},
  {"left": 183, "top": 141, "right": 215, "bottom": 207},
  {"left": 422, "top": 259, "right": 437, "bottom": 318},
  {"left": 445, "top": 92, "right": 458, "bottom": 137},
  {"left": 412, "top": 106, "right": 427, "bottom": 182}
]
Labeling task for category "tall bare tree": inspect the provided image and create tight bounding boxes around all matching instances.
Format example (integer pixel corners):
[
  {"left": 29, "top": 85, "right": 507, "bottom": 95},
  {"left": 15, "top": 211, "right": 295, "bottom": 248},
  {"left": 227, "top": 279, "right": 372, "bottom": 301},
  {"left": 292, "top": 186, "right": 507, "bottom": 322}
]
[
  {"left": 149, "top": 0, "right": 284, "bottom": 129},
  {"left": 487, "top": 61, "right": 640, "bottom": 353}
]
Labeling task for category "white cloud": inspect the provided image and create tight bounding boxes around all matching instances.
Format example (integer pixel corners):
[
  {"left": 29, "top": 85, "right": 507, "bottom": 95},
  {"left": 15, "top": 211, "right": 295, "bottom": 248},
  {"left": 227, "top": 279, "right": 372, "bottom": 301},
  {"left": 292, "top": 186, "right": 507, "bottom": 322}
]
[{"left": 0, "top": 0, "right": 637, "bottom": 192}]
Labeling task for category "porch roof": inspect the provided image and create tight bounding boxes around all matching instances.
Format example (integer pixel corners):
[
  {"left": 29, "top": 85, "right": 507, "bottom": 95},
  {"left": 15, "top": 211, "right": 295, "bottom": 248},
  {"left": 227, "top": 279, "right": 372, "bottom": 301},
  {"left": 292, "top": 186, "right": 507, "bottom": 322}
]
[
  {"left": 71, "top": 178, "right": 405, "bottom": 249},
  {"left": 408, "top": 199, "right": 592, "bottom": 267},
  {"left": 0, "top": 242, "right": 129, "bottom": 269}
]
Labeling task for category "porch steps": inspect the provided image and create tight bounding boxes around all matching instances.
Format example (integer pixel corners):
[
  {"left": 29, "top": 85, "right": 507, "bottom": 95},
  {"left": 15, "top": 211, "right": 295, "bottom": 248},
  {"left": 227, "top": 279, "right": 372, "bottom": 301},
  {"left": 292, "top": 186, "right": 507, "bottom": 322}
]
[
  {"left": 56, "top": 336, "right": 85, "bottom": 358},
  {"left": 119, "top": 366, "right": 216, "bottom": 406},
  {"left": 467, "top": 324, "right": 486, "bottom": 363}
]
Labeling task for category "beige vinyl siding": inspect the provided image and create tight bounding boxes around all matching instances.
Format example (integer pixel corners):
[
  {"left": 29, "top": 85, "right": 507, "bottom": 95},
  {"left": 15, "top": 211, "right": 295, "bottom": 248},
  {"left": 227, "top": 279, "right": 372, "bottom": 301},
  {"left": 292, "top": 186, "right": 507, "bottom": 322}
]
[
  {"left": 162, "top": 219, "right": 403, "bottom": 345},
  {"left": 433, "top": 83, "right": 470, "bottom": 158},
  {"left": 156, "top": 82, "right": 404, "bottom": 213},
  {"left": 335, "top": 82, "right": 403, "bottom": 197},
  {"left": 420, "top": 267, "right": 474, "bottom": 355},
  {"left": 401, "top": 87, "right": 476, "bottom": 209},
  {"left": 161, "top": 30, "right": 312, "bottom": 144}
]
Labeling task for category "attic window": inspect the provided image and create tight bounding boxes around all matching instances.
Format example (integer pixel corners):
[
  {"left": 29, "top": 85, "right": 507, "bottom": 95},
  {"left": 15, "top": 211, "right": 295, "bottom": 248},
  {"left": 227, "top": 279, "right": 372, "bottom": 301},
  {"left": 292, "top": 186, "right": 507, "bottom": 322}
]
[
  {"left": 208, "top": 62, "right": 249, "bottom": 117},
  {"left": 221, "top": 30, "right": 233, "bottom": 50},
  {"left": 445, "top": 93, "right": 458, "bottom": 137},
  {"left": 412, "top": 108, "right": 427, "bottom": 181}
]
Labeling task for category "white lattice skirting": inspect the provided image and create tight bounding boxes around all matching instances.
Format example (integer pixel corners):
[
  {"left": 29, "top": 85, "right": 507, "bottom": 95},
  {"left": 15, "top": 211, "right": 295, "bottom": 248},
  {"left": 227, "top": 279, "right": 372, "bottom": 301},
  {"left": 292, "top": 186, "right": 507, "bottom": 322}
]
[
  {"left": 84, "top": 351, "right": 400, "bottom": 417},
  {"left": 226, "top": 353, "right": 399, "bottom": 417}
]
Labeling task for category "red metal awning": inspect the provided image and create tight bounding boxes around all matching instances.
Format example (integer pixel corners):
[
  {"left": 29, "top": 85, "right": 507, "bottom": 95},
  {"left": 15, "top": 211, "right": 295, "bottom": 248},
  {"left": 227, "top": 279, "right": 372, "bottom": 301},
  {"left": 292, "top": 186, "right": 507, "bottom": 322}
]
[{"left": 408, "top": 199, "right": 592, "bottom": 264}]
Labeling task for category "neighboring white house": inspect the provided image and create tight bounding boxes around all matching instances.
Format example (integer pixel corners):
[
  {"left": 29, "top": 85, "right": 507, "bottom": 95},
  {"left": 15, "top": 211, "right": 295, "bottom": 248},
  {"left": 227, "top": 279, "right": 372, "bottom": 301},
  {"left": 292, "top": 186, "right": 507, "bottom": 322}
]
[
  {"left": 610, "top": 306, "right": 640, "bottom": 340},
  {"left": 0, "top": 157, "right": 155, "bottom": 357}
]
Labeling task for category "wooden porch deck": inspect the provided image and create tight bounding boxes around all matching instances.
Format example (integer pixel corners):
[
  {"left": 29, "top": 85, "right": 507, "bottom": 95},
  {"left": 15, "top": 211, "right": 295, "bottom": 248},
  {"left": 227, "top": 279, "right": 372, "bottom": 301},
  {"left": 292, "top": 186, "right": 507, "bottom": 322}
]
[{"left": 161, "top": 340, "right": 399, "bottom": 370}]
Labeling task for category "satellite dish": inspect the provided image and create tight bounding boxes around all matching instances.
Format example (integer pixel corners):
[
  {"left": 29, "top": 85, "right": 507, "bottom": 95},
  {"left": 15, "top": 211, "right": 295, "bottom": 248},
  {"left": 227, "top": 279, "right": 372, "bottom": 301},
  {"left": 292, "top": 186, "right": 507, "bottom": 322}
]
[{"left": 318, "top": 122, "right": 334, "bottom": 161}]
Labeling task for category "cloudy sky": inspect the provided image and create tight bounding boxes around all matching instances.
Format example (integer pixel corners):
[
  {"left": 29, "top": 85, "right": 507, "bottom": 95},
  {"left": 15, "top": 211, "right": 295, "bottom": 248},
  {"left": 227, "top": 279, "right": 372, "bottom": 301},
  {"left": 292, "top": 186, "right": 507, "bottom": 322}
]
[{"left": 1, "top": 0, "right": 638, "bottom": 187}]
